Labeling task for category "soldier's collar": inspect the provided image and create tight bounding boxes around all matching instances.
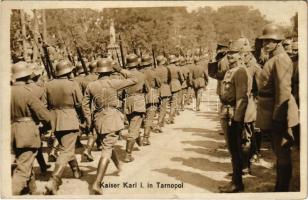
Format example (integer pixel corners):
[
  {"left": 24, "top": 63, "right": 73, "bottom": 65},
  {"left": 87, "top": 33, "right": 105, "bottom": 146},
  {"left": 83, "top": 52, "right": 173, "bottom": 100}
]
[
  {"left": 13, "top": 81, "right": 26, "bottom": 86},
  {"left": 272, "top": 45, "right": 285, "bottom": 57}
]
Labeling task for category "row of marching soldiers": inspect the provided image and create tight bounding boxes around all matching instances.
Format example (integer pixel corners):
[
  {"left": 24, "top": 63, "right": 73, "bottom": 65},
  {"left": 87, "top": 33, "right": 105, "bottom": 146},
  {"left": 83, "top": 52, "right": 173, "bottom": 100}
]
[
  {"left": 11, "top": 49, "right": 209, "bottom": 195},
  {"left": 208, "top": 24, "right": 299, "bottom": 192}
]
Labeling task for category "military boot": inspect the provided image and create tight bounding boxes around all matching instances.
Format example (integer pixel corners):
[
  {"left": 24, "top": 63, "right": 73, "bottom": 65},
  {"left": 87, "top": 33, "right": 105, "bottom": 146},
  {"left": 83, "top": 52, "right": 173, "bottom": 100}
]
[
  {"left": 92, "top": 157, "right": 109, "bottom": 195},
  {"left": 124, "top": 139, "right": 135, "bottom": 162},
  {"left": 44, "top": 165, "right": 65, "bottom": 195},
  {"left": 111, "top": 149, "right": 122, "bottom": 175},
  {"left": 96, "top": 138, "right": 102, "bottom": 150},
  {"left": 68, "top": 159, "right": 83, "bottom": 179},
  {"left": 136, "top": 135, "right": 144, "bottom": 147},
  {"left": 48, "top": 149, "right": 58, "bottom": 163},
  {"left": 143, "top": 127, "right": 151, "bottom": 146},
  {"left": 219, "top": 181, "right": 244, "bottom": 193},
  {"left": 27, "top": 171, "right": 42, "bottom": 195},
  {"left": 82, "top": 135, "right": 95, "bottom": 162},
  {"left": 75, "top": 135, "right": 84, "bottom": 148},
  {"left": 275, "top": 164, "right": 292, "bottom": 191}
]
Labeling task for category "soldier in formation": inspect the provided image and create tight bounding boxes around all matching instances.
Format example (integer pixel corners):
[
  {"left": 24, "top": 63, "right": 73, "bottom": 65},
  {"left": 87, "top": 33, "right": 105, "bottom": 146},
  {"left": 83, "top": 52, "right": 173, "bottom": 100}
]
[{"left": 10, "top": 22, "right": 299, "bottom": 195}]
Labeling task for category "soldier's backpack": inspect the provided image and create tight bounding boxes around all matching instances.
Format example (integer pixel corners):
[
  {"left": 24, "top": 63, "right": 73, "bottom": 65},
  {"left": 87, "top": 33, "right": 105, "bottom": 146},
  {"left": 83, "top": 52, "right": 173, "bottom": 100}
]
[{"left": 220, "top": 66, "right": 248, "bottom": 105}]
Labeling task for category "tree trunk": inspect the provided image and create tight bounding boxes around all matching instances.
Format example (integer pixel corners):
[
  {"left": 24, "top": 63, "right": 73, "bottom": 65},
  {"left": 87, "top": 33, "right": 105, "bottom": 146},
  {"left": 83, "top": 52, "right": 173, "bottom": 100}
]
[
  {"left": 32, "top": 9, "right": 39, "bottom": 62},
  {"left": 20, "top": 10, "right": 27, "bottom": 61}
]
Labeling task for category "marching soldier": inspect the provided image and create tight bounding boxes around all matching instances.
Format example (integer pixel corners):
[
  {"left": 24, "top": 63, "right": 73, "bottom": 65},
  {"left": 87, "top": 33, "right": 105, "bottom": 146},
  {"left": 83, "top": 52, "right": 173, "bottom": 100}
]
[
  {"left": 82, "top": 60, "right": 100, "bottom": 162},
  {"left": 167, "top": 55, "right": 184, "bottom": 123},
  {"left": 179, "top": 56, "right": 190, "bottom": 111},
  {"left": 155, "top": 55, "right": 172, "bottom": 130},
  {"left": 190, "top": 56, "right": 209, "bottom": 111},
  {"left": 140, "top": 55, "right": 160, "bottom": 145},
  {"left": 44, "top": 60, "right": 85, "bottom": 195},
  {"left": 11, "top": 61, "right": 51, "bottom": 195},
  {"left": 123, "top": 54, "right": 148, "bottom": 162},
  {"left": 256, "top": 24, "right": 299, "bottom": 191},
  {"left": 82, "top": 58, "right": 138, "bottom": 194},
  {"left": 218, "top": 39, "right": 250, "bottom": 193},
  {"left": 25, "top": 63, "right": 51, "bottom": 174}
]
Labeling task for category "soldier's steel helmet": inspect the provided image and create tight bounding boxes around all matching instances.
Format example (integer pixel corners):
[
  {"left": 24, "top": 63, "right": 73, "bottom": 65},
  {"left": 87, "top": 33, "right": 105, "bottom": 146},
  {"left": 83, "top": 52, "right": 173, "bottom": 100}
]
[
  {"left": 228, "top": 37, "right": 252, "bottom": 52},
  {"left": 89, "top": 60, "right": 98, "bottom": 70},
  {"left": 156, "top": 55, "right": 166, "bottom": 65},
  {"left": 96, "top": 58, "right": 114, "bottom": 73},
  {"left": 76, "top": 62, "right": 85, "bottom": 74},
  {"left": 258, "top": 24, "right": 285, "bottom": 41},
  {"left": 126, "top": 54, "right": 139, "bottom": 68},
  {"left": 168, "top": 55, "right": 177, "bottom": 64},
  {"left": 12, "top": 61, "right": 32, "bottom": 79},
  {"left": 26, "top": 63, "right": 43, "bottom": 77},
  {"left": 55, "top": 60, "right": 73, "bottom": 76},
  {"left": 141, "top": 55, "right": 152, "bottom": 66},
  {"left": 179, "top": 56, "right": 186, "bottom": 66}
]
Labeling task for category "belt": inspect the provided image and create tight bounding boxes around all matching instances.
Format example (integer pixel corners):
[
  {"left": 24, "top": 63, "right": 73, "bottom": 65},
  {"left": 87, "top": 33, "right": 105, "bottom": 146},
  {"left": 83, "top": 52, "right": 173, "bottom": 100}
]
[
  {"left": 50, "top": 105, "right": 74, "bottom": 110},
  {"left": 258, "top": 92, "right": 274, "bottom": 98},
  {"left": 127, "top": 92, "right": 144, "bottom": 97},
  {"left": 13, "top": 117, "right": 33, "bottom": 123}
]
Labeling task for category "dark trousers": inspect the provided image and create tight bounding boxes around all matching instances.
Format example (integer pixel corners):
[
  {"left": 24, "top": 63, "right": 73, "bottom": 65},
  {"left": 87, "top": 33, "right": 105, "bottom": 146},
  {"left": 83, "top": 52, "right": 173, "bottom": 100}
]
[
  {"left": 227, "top": 120, "right": 244, "bottom": 186},
  {"left": 266, "top": 121, "right": 293, "bottom": 191}
]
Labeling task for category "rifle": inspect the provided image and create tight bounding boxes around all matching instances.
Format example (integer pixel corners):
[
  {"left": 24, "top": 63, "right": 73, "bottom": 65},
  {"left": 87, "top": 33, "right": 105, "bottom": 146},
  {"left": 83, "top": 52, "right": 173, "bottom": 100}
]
[
  {"left": 57, "top": 30, "right": 74, "bottom": 65},
  {"left": 40, "top": 33, "right": 56, "bottom": 78},
  {"left": 116, "top": 51, "right": 122, "bottom": 67},
  {"left": 118, "top": 34, "right": 125, "bottom": 68},
  {"left": 69, "top": 29, "right": 89, "bottom": 75},
  {"left": 23, "top": 21, "right": 52, "bottom": 79},
  {"left": 152, "top": 44, "right": 157, "bottom": 68}
]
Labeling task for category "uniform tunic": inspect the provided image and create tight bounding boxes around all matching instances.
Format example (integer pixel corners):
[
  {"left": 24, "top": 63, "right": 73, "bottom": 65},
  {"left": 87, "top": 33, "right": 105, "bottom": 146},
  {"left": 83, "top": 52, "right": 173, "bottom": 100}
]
[{"left": 11, "top": 82, "right": 51, "bottom": 195}]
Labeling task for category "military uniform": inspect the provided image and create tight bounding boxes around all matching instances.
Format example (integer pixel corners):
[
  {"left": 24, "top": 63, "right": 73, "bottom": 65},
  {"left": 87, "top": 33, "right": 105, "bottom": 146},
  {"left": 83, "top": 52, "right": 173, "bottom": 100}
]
[
  {"left": 44, "top": 60, "right": 84, "bottom": 195},
  {"left": 179, "top": 62, "right": 190, "bottom": 110},
  {"left": 241, "top": 54, "right": 262, "bottom": 172},
  {"left": 25, "top": 78, "right": 51, "bottom": 173},
  {"left": 83, "top": 69, "right": 137, "bottom": 158},
  {"left": 256, "top": 45, "right": 298, "bottom": 191},
  {"left": 167, "top": 62, "right": 184, "bottom": 123},
  {"left": 11, "top": 62, "right": 51, "bottom": 195},
  {"left": 155, "top": 60, "right": 171, "bottom": 128},
  {"left": 142, "top": 64, "right": 160, "bottom": 144},
  {"left": 190, "top": 59, "right": 209, "bottom": 111}
]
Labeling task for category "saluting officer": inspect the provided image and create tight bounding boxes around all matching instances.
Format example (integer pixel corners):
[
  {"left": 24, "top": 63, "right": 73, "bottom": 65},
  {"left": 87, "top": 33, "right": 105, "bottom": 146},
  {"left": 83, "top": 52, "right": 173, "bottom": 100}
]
[
  {"left": 256, "top": 24, "right": 299, "bottom": 191},
  {"left": 218, "top": 39, "right": 250, "bottom": 193},
  {"left": 167, "top": 55, "right": 184, "bottom": 123},
  {"left": 140, "top": 55, "right": 161, "bottom": 145},
  {"left": 82, "top": 58, "right": 138, "bottom": 194},
  {"left": 155, "top": 55, "right": 172, "bottom": 131},
  {"left": 44, "top": 60, "right": 85, "bottom": 195},
  {"left": 123, "top": 54, "right": 148, "bottom": 162},
  {"left": 11, "top": 62, "right": 51, "bottom": 195}
]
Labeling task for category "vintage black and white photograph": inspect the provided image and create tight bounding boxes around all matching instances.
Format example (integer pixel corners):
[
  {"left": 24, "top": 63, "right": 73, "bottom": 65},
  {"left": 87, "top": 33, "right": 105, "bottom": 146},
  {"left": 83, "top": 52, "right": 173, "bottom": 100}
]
[{"left": 0, "top": 1, "right": 307, "bottom": 198}]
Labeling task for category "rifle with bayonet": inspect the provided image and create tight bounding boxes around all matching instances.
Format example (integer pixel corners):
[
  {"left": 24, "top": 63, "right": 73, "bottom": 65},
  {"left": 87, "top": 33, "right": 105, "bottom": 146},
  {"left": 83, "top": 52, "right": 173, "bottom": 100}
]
[
  {"left": 118, "top": 34, "right": 125, "bottom": 68},
  {"left": 152, "top": 44, "right": 157, "bottom": 68},
  {"left": 69, "top": 29, "right": 89, "bottom": 75},
  {"left": 57, "top": 30, "right": 74, "bottom": 65},
  {"left": 40, "top": 33, "right": 56, "bottom": 78}
]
